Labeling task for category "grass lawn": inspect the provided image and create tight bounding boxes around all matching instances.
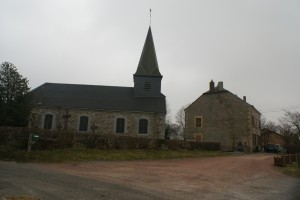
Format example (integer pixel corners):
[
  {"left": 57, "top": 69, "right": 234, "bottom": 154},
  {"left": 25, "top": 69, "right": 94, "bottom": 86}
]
[{"left": 0, "top": 147, "right": 226, "bottom": 163}]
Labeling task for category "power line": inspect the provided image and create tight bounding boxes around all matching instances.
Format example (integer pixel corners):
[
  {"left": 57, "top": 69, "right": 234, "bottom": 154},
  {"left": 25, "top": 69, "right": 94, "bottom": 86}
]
[{"left": 260, "top": 105, "right": 300, "bottom": 113}]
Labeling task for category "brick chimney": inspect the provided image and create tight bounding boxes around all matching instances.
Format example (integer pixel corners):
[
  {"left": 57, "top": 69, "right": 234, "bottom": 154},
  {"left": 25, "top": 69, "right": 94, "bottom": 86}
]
[
  {"left": 209, "top": 80, "right": 215, "bottom": 91},
  {"left": 217, "top": 81, "right": 223, "bottom": 91},
  {"left": 243, "top": 96, "right": 246, "bottom": 102}
]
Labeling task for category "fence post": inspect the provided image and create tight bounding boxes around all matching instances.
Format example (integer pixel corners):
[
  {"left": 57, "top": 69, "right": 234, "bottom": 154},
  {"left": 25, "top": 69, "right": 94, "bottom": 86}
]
[{"left": 297, "top": 153, "right": 300, "bottom": 168}]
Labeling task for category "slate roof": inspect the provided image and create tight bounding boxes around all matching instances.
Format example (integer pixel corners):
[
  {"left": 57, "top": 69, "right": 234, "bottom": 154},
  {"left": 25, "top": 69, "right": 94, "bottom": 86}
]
[
  {"left": 203, "top": 88, "right": 261, "bottom": 115},
  {"left": 31, "top": 83, "right": 166, "bottom": 113},
  {"left": 135, "top": 26, "right": 162, "bottom": 77}
]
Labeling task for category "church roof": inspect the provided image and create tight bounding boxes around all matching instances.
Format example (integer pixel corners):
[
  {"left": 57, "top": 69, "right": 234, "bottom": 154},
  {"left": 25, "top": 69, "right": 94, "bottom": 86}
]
[
  {"left": 135, "top": 26, "right": 162, "bottom": 77},
  {"left": 31, "top": 83, "right": 166, "bottom": 113}
]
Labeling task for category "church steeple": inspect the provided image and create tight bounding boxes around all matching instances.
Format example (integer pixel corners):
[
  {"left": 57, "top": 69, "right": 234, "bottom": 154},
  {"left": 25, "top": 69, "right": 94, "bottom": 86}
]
[
  {"left": 135, "top": 27, "right": 162, "bottom": 77},
  {"left": 134, "top": 26, "right": 163, "bottom": 97}
]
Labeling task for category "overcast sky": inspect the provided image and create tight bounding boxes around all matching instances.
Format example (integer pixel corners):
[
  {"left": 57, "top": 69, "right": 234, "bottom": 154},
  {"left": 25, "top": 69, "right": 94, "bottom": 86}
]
[{"left": 1, "top": 0, "right": 299, "bottom": 123}]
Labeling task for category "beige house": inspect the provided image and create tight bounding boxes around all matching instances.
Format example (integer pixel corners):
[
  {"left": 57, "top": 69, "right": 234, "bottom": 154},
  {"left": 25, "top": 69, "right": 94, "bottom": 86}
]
[
  {"left": 30, "top": 26, "right": 166, "bottom": 139},
  {"left": 185, "top": 80, "right": 261, "bottom": 152}
]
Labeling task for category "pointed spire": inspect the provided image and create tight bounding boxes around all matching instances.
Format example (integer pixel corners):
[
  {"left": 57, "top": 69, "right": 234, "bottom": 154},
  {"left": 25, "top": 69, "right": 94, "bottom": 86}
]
[{"left": 135, "top": 26, "right": 162, "bottom": 77}]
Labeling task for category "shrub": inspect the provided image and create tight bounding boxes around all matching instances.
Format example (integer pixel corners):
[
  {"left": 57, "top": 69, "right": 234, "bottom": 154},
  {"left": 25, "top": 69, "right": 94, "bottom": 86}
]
[
  {"left": 0, "top": 127, "right": 29, "bottom": 149},
  {"left": 286, "top": 145, "right": 300, "bottom": 154}
]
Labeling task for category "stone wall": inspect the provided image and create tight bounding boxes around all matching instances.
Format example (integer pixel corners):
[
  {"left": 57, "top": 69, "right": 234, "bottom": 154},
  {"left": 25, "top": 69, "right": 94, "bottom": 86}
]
[
  {"left": 185, "top": 91, "right": 260, "bottom": 152},
  {"left": 31, "top": 107, "right": 165, "bottom": 139}
]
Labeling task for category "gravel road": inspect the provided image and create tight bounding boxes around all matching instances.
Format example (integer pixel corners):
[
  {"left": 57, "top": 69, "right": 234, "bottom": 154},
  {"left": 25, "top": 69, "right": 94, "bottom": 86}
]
[
  {"left": 1, "top": 153, "right": 300, "bottom": 200},
  {"left": 0, "top": 161, "right": 161, "bottom": 200}
]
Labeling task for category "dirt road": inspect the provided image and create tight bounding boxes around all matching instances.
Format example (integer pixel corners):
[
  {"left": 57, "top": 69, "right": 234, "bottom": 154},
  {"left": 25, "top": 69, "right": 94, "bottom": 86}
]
[
  {"left": 37, "top": 153, "right": 300, "bottom": 200},
  {"left": 1, "top": 153, "right": 300, "bottom": 199}
]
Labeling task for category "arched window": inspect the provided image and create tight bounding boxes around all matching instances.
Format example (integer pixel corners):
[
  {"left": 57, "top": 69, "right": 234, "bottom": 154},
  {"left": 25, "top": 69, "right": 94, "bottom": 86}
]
[
  {"left": 139, "top": 119, "right": 148, "bottom": 134},
  {"left": 44, "top": 114, "right": 53, "bottom": 129},
  {"left": 79, "top": 116, "right": 89, "bottom": 131},
  {"left": 116, "top": 118, "right": 125, "bottom": 133}
]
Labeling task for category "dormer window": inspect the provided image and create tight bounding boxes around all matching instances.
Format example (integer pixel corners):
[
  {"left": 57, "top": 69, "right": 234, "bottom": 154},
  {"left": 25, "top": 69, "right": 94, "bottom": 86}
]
[{"left": 144, "top": 82, "right": 151, "bottom": 91}]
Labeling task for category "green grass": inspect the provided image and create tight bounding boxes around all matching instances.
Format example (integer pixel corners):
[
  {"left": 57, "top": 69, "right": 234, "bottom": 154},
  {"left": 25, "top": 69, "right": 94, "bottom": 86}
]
[
  {"left": 281, "top": 162, "right": 300, "bottom": 178},
  {"left": 0, "top": 146, "right": 225, "bottom": 163}
]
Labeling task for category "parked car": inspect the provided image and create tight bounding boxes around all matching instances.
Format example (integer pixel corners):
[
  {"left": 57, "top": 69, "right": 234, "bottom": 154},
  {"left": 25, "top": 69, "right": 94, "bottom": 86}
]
[{"left": 265, "top": 144, "right": 286, "bottom": 153}]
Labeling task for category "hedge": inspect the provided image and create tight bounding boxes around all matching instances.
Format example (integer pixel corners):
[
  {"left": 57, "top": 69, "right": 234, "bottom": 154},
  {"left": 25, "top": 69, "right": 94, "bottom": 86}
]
[{"left": 0, "top": 127, "right": 221, "bottom": 151}]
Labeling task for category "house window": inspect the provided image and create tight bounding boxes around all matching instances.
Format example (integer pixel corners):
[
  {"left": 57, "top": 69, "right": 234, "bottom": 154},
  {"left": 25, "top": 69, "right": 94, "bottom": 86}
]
[
  {"left": 144, "top": 82, "right": 151, "bottom": 91},
  {"left": 44, "top": 114, "right": 53, "bottom": 129},
  {"left": 139, "top": 119, "right": 148, "bottom": 134},
  {"left": 79, "top": 116, "right": 89, "bottom": 131},
  {"left": 195, "top": 117, "right": 202, "bottom": 127},
  {"left": 116, "top": 118, "right": 125, "bottom": 133}
]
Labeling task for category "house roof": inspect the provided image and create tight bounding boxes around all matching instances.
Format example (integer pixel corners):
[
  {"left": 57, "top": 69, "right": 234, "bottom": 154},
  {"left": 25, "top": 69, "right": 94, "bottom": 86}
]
[
  {"left": 261, "top": 128, "right": 282, "bottom": 136},
  {"left": 135, "top": 26, "right": 162, "bottom": 77},
  {"left": 186, "top": 81, "right": 261, "bottom": 115},
  {"left": 31, "top": 83, "right": 166, "bottom": 113}
]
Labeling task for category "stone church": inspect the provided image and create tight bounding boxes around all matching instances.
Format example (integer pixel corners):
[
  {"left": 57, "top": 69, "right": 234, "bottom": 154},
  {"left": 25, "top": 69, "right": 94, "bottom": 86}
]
[{"left": 30, "top": 26, "right": 166, "bottom": 139}]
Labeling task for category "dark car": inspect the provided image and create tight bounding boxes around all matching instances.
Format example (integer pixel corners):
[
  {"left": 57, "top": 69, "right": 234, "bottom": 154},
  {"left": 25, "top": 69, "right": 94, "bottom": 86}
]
[{"left": 265, "top": 144, "right": 285, "bottom": 153}]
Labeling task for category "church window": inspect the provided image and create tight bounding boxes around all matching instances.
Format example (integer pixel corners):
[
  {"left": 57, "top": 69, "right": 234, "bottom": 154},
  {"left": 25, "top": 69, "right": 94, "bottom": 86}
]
[
  {"left": 144, "top": 82, "right": 151, "bottom": 91},
  {"left": 44, "top": 114, "right": 53, "bottom": 129},
  {"left": 116, "top": 118, "right": 125, "bottom": 133},
  {"left": 79, "top": 116, "right": 89, "bottom": 131},
  {"left": 139, "top": 119, "right": 148, "bottom": 134}
]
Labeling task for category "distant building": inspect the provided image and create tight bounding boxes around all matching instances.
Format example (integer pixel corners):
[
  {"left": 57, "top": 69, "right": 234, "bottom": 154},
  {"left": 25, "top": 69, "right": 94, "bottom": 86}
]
[
  {"left": 185, "top": 80, "right": 261, "bottom": 152},
  {"left": 30, "top": 26, "right": 166, "bottom": 139},
  {"left": 261, "top": 128, "right": 286, "bottom": 148}
]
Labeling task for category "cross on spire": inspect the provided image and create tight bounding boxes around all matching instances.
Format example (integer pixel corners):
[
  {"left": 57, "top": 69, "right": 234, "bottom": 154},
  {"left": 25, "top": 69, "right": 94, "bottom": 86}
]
[{"left": 150, "top": 9, "right": 152, "bottom": 26}]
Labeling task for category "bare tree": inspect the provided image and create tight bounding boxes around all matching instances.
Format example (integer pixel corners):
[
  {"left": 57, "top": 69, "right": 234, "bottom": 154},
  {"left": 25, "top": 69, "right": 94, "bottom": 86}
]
[
  {"left": 279, "top": 111, "right": 300, "bottom": 145},
  {"left": 280, "top": 111, "right": 300, "bottom": 135},
  {"left": 175, "top": 105, "right": 189, "bottom": 141},
  {"left": 278, "top": 122, "right": 296, "bottom": 146},
  {"left": 262, "top": 120, "right": 280, "bottom": 132},
  {"left": 165, "top": 99, "right": 173, "bottom": 139},
  {"left": 165, "top": 99, "right": 172, "bottom": 125}
]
